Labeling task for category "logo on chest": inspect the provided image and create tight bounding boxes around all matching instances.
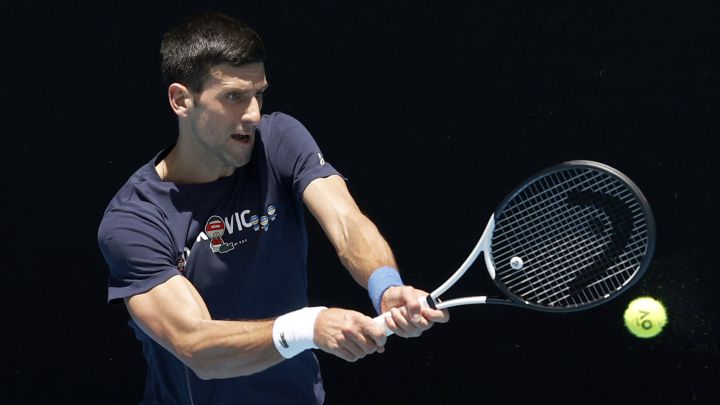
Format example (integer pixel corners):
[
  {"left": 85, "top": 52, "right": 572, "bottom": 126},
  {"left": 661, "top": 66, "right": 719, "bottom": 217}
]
[{"left": 199, "top": 204, "right": 278, "bottom": 254}]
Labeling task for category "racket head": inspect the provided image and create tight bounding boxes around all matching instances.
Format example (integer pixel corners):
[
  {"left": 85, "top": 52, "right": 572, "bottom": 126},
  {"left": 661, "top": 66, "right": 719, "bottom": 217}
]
[{"left": 488, "top": 161, "right": 655, "bottom": 312}]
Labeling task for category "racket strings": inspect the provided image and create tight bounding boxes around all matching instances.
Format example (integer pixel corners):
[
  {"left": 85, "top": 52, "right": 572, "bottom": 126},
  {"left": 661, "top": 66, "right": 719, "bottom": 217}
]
[
  {"left": 497, "top": 170, "right": 631, "bottom": 236},
  {"left": 491, "top": 167, "right": 651, "bottom": 309},
  {"left": 517, "top": 195, "right": 644, "bottom": 305},
  {"left": 521, "top": 191, "right": 646, "bottom": 305},
  {"left": 496, "top": 172, "right": 639, "bottom": 274}
]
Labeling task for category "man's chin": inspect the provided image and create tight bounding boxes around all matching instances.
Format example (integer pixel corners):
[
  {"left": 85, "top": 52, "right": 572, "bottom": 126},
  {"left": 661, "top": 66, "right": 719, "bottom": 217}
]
[{"left": 226, "top": 155, "right": 252, "bottom": 169}]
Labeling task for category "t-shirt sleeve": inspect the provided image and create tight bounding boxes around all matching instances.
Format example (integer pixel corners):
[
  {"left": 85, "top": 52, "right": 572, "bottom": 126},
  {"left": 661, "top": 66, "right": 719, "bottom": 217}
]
[
  {"left": 263, "top": 113, "right": 341, "bottom": 201},
  {"left": 98, "top": 201, "right": 181, "bottom": 304}
]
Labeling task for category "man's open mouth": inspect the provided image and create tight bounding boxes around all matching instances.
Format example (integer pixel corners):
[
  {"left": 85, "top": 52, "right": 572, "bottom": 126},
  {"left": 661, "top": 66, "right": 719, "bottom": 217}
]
[{"left": 231, "top": 133, "right": 251, "bottom": 142}]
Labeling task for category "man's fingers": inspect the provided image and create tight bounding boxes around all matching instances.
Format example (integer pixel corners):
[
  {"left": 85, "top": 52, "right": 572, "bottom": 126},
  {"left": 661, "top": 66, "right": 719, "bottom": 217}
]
[
  {"left": 329, "top": 330, "right": 371, "bottom": 360},
  {"left": 342, "top": 335, "right": 369, "bottom": 359},
  {"left": 315, "top": 308, "right": 387, "bottom": 362},
  {"left": 381, "top": 286, "right": 433, "bottom": 324},
  {"left": 389, "top": 307, "right": 411, "bottom": 333},
  {"left": 403, "top": 293, "right": 423, "bottom": 323},
  {"left": 360, "top": 319, "right": 388, "bottom": 347},
  {"left": 347, "top": 331, "right": 378, "bottom": 356},
  {"left": 389, "top": 307, "right": 426, "bottom": 337},
  {"left": 422, "top": 307, "right": 450, "bottom": 324},
  {"left": 380, "top": 286, "right": 451, "bottom": 338}
]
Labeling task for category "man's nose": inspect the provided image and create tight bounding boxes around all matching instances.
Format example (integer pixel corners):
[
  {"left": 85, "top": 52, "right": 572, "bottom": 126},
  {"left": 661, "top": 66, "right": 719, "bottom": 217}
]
[{"left": 242, "top": 96, "right": 262, "bottom": 126}]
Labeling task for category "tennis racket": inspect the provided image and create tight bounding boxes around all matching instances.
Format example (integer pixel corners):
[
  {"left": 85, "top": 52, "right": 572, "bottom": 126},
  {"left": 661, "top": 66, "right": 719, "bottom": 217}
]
[{"left": 373, "top": 160, "right": 655, "bottom": 335}]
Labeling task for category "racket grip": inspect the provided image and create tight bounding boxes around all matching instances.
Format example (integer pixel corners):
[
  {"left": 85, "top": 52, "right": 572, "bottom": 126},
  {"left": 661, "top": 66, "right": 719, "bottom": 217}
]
[{"left": 372, "top": 295, "right": 432, "bottom": 336}]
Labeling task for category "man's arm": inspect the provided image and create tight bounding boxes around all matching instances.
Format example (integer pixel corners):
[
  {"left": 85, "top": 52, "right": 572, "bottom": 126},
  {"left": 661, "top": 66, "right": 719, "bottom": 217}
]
[
  {"left": 125, "top": 274, "right": 387, "bottom": 379},
  {"left": 303, "top": 175, "right": 449, "bottom": 337},
  {"left": 125, "top": 275, "right": 282, "bottom": 379}
]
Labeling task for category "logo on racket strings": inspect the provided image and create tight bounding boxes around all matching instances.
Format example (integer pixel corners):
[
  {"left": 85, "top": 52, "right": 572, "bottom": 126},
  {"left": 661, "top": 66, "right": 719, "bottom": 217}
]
[{"left": 565, "top": 190, "right": 634, "bottom": 295}]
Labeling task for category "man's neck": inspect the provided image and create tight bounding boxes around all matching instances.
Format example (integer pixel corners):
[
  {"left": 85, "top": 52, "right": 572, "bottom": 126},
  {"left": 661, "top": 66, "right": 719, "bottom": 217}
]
[{"left": 155, "top": 139, "right": 235, "bottom": 184}]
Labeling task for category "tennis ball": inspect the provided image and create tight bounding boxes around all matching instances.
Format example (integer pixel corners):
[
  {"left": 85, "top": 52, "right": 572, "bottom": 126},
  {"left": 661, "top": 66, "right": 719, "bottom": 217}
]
[{"left": 624, "top": 297, "right": 667, "bottom": 338}]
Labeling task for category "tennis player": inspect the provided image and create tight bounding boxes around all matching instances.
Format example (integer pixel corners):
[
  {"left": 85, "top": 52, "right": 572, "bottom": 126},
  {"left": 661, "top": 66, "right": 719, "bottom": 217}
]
[{"left": 97, "top": 11, "right": 448, "bottom": 404}]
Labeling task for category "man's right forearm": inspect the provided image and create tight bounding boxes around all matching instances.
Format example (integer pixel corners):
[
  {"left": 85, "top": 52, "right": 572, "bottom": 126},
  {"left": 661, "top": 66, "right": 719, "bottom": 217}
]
[
  {"left": 174, "top": 318, "right": 284, "bottom": 379},
  {"left": 125, "top": 276, "right": 285, "bottom": 379},
  {"left": 127, "top": 275, "right": 386, "bottom": 378}
]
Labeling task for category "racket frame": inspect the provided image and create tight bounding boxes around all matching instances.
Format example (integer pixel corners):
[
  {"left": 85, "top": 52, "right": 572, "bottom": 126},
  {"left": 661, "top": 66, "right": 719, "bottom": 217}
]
[
  {"left": 432, "top": 160, "right": 656, "bottom": 313},
  {"left": 373, "top": 160, "right": 656, "bottom": 334},
  {"left": 489, "top": 160, "right": 655, "bottom": 312}
]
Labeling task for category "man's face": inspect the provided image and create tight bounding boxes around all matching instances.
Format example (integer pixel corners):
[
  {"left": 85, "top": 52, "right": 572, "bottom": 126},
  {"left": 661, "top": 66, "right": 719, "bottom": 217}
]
[{"left": 185, "top": 62, "right": 268, "bottom": 169}]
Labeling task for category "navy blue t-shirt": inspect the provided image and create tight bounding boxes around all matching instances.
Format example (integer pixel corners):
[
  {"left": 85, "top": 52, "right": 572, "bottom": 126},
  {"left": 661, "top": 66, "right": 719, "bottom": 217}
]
[{"left": 98, "top": 112, "right": 339, "bottom": 404}]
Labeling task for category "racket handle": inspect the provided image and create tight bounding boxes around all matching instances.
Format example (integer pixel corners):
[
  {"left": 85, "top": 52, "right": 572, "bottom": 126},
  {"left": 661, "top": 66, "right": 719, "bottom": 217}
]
[{"left": 372, "top": 295, "right": 432, "bottom": 336}]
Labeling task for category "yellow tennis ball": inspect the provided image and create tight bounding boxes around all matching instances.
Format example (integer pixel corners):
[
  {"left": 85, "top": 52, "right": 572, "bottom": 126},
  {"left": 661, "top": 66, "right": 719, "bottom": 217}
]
[{"left": 624, "top": 297, "right": 667, "bottom": 338}]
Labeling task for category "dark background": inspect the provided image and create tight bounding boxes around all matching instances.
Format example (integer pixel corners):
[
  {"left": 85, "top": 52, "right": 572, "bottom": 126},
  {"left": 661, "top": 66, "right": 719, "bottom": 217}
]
[{"left": 2, "top": 1, "right": 719, "bottom": 404}]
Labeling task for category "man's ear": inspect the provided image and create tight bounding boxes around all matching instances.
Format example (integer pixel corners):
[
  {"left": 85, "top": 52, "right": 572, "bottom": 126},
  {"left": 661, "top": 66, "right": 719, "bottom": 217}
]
[{"left": 168, "top": 83, "right": 193, "bottom": 117}]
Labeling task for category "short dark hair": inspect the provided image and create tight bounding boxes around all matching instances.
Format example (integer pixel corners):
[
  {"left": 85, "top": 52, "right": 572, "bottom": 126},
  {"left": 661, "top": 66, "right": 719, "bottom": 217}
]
[{"left": 160, "top": 11, "right": 265, "bottom": 94}]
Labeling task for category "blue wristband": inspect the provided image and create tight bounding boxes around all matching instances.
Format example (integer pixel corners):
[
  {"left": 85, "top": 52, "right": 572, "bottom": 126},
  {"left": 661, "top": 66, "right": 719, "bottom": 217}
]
[{"left": 368, "top": 266, "right": 404, "bottom": 315}]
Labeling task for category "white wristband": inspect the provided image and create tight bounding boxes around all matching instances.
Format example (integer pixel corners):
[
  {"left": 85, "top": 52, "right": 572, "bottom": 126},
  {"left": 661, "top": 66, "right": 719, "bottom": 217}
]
[{"left": 272, "top": 306, "right": 327, "bottom": 359}]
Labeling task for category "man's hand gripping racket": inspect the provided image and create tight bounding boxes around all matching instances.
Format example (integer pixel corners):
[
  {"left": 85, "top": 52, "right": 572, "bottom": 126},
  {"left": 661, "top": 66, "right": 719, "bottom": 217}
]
[{"left": 374, "top": 161, "right": 656, "bottom": 336}]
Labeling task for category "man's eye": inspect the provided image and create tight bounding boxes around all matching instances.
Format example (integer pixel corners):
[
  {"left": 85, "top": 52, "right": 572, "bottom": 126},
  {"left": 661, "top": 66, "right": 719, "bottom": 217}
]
[{"left": 226, "top": 92, "right": 263, "bottom": 102}]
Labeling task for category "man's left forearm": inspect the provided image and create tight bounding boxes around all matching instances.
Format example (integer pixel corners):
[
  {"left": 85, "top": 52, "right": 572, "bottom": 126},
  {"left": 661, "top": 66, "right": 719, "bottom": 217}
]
[{"left": 335, "top": 210, "right": 398, "bottom": 288}]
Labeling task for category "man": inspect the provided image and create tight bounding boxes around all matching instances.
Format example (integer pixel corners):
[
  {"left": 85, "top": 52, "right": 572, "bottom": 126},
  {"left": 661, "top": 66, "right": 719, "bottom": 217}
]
[{"left": 98, "top": 11, "right": 447, "bottom": 404}]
